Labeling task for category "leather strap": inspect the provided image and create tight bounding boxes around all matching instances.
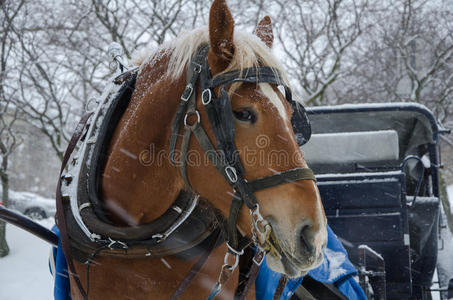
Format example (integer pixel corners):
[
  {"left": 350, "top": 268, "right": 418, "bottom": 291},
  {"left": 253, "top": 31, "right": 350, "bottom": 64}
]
[
  {"left": 60, "top": 113, "right": 93, "bottom": 174},
  {"left": 191, "top": 122, "right": 231, "bottom": 182},
  {"left": 210, "top": 67, "right": 285, "bottom": 87},
  {"left": 170, "top": 45, "right": 209, "bottom": 166},
  {"left": 209, "top": 67, "right": 293, "bottom": 112},
  {"left": 273, "top": 275, "right": 289, "bottom": 300},
  {"left": 56, "top": 112, "right": 93, "bottom": 300},
  {"left": 227, "top": 196, "right": 242, "bottom": 250},
  {"left": 235, "top": 249, "right": 265, "bottom": 300},
  {"left": 179, "top": 126, "right": 193, "bottom": 188},
  {"left": 170, "top": 229, "right": 223, "bottom": 300},
  {"left": 248, "top": 168, "right": 316, "bottom": 192}
]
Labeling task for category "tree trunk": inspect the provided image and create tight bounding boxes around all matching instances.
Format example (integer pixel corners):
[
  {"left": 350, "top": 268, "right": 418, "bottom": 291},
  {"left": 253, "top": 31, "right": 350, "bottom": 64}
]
[
  {"left": 0, "top": 157, "right": 10, "bottom": 257},
  {"left": 440, "top": 172, "right": 453, "bottom": 234},
  {"left": 0, "top": 220, "right": 8, "bottom": 258}
]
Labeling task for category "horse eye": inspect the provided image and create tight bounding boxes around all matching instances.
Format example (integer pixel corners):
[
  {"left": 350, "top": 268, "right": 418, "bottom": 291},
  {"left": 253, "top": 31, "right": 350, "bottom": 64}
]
[{"left": 233, "top": 109, "right": 256, "bottom": 123}]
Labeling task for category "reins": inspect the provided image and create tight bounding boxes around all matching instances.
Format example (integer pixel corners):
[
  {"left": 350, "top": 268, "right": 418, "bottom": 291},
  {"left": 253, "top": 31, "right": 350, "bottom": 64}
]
[
  {"left": 56, "top": 112, "right": 93, "bottom": 300},
  {"left": 170, "top": 44, "right": 316, "bottom": 298}
]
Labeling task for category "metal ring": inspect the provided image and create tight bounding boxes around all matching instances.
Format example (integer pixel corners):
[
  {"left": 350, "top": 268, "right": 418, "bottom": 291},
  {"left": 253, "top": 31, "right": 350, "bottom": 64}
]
[
  {"left": 225, "top": 165, "right": 238, "bottom": 183},
  {"left": 226, "top": 242, "right": 245, "bottom": 256},
  {"left": 202, "top": 89, "right": 212, "bottom": 105},
  {"left": 184, "top": 110, "right": 200, "bottom": 127},
  {"left": 193, "top": 62, "right": 202, "bottom": 73},
  {"left": 223, "top": 251, "right": 240, "bottom": 271}
]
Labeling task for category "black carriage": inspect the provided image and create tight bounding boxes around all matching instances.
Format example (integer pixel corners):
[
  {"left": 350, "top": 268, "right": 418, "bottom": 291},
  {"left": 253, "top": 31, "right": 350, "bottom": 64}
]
[
  {"left": 1, "top": 101, "right": 452, "bottom": 300},
  {"left": 293, "top": 103, "right": 452, "bottom": 300}
]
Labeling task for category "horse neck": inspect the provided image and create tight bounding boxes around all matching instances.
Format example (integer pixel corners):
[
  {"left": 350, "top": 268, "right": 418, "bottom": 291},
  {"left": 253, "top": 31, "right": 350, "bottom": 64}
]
[{"left": 101, "top": 55, "right": 186, "bottom": 225}]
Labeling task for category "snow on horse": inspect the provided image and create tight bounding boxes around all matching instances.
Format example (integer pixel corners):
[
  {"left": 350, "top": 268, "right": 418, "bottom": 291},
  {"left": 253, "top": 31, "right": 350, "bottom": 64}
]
[{"left": 56, "top": 1, "right": 327, "bottom": 299}]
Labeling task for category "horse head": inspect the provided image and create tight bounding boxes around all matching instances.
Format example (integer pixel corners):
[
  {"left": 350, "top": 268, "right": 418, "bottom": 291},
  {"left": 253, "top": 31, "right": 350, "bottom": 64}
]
[{"left": 103, "top": 0, "right": 327, "bottom": 279}]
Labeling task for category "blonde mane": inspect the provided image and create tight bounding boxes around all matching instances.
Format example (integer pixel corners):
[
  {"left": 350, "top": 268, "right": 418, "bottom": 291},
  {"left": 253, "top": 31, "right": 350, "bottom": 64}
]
[{"left": 133, "top": 27, "right": 289, "bottom": 87}]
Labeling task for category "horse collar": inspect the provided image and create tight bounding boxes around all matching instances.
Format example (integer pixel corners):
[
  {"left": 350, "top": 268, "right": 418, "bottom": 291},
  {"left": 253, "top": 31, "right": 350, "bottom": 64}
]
[{"left": 58, "top": 70, "right": 224, "bottom": 263}]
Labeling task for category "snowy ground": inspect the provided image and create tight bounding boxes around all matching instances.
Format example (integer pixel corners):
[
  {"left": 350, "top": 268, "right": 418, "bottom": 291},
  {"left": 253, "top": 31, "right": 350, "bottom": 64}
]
[
  {"left": 0, "top": 218, "right": 54, "bottom": 300},
  {"left": 0, "top": 186, "right": 453, "bottom": 299}
]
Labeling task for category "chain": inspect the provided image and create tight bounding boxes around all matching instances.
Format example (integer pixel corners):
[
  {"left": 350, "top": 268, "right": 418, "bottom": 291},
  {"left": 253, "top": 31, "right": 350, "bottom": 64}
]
[
  {"left": 250, "top": 204, "right": 271, "bottom": 248},
  {"left": 250, "top": 204, "right": 282, "bottom": 259}
]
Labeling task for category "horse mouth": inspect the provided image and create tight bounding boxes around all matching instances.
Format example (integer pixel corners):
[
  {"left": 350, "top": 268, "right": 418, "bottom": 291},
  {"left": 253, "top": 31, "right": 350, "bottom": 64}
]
[
  {"left": 265, "top": 227, "right": 324, "bottom": 278},
  {"left": 266, "top": 244, "right": 324, "bottom": 278}
]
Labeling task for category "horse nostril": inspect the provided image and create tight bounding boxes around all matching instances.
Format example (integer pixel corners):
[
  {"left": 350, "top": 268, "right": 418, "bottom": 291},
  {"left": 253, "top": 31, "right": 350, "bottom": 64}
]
[{"left": 299, "top": 224, "right": 315, "bottom": 254}]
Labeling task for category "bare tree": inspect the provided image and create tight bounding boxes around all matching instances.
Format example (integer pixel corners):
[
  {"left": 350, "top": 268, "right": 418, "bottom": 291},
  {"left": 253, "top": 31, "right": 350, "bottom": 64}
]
[
  {"left": 7, "top": 0, "right": 208, "bottom": 161},
  {"left": 9, "top": 0, "right": 370, "bottom": 163},
  {"left": 3, "top": 0, "right": 452, "bottom": 190},
  {"left": 0, "top": 0, "right": 25, "bottom": 258},
  {"left": 273, "top": 0, "right": 368, "bottom": 105},
  {"left": 397, "top": 2, "right": 453, "bottom": 123},
  {"left": 335, "top": 0, "right": 453, "bottom": 120},
  {"left": 0, "top": 0, "right": 80, "bottom": 161},
  {"left": 331, "top": 0, "right": 453, "bottom": 195},
  {"left": 0, "top": 104, "right": 21, "bottom": 257}
]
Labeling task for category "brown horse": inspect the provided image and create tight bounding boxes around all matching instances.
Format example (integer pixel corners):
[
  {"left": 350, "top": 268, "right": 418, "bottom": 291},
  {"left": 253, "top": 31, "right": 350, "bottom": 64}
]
[{"left": 69, "top": 0, "right": 327, "bottom": 299}]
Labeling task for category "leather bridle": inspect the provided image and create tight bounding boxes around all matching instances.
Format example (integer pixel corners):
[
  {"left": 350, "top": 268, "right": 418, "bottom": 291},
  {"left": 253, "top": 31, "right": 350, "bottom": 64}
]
[
  {"left": 57, "top": 44, "right": 317, "bottom": 300},
  {"left": 169, "top": 44, "right": 316, "bottom": 298}
]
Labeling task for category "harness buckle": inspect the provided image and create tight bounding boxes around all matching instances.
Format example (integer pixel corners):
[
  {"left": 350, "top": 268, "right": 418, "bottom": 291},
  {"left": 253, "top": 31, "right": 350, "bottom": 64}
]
[
  {"left": 192, "top": 62, "right": 202, "bottom": 73},
  {"left": 184, "top": 110, "right": 200, "bottom": 127},
  {"left": 225, "top": 166, "right": 238, "bottom": 183},
  {"left": 252, "top": 249, "right": 265, "bottom": 266},
  {"left": 181, "top": 84, "right": 193, "bottom": 102},
  {"left": 202, "top": 89, "right": 212, "bottom": 105}
]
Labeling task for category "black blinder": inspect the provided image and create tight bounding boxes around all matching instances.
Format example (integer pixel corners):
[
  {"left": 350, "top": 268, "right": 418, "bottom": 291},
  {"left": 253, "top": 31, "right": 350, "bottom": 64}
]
[
  {"left": 281, "top": 85, "right": 311, "bottom": 146},
  {"left": 290, "top": 100, "right": 312, "bottom": 146}
]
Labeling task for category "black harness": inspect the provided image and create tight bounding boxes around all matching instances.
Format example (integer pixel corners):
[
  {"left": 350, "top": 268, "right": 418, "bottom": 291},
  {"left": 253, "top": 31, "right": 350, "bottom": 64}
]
[
  {"left": 169, "top": 45, "right": 316, "bottom": 297},
  {"left": 57, "top": 44, "right": 316, "bottom": 300}
]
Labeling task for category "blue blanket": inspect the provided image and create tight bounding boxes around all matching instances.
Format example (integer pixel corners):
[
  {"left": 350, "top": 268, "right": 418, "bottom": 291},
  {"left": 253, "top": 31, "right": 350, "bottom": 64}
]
[
  {"left": 49, "top": 225, "right": 366, "bottom": 300},
  {"left": 49, "top": 226, "right": 71, "bottom": 300},
  {"left": 255, "top": 224, "right": 367, "bottom": 300}
]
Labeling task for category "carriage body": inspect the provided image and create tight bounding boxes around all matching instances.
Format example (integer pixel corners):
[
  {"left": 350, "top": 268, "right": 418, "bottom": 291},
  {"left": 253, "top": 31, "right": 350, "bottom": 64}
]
[{"left": 295, "top": 103, "right": 449, "bottom": 300}]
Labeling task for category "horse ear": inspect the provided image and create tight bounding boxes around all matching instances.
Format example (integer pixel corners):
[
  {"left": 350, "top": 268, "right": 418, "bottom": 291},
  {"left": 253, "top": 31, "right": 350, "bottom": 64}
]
[
  {"left": 208, "top": 0, "right": 235, "bottom": 74},
  {"left": 255, "top": 16, "right": 273, "bottom": 48}
]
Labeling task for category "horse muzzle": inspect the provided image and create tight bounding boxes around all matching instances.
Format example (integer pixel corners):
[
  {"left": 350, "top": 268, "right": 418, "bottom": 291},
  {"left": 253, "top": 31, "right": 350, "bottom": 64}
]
[{"left": 265, "top": 219, "right": 327, "bottom": 278}]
